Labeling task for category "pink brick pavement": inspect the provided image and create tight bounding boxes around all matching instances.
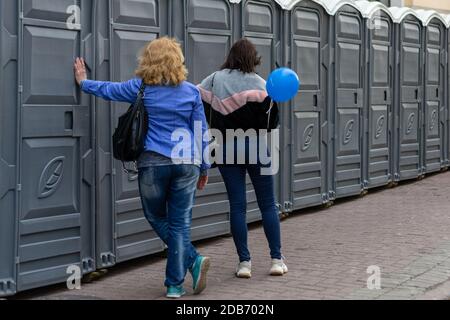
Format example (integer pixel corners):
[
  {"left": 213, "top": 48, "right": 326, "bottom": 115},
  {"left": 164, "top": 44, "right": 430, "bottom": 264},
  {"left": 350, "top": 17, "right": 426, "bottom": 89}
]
[{"left": 13, "top": 172, "right": 450, "bottom": 300}]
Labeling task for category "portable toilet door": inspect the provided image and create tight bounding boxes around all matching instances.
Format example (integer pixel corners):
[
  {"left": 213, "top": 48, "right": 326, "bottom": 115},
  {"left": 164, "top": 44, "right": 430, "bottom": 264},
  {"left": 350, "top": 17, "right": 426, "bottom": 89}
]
[
  {"left": 0, "top": 0, "right": 18, "bottom": 297},
  {"left": 330, "top": 1, "right": 365, "bottom": 199},
  {"left": 15, "top": 0, "right": 96, "bottom": 292},
  {"left": 94, "top": 0, "right": 171, "bottom": 267},
  {"left": 241, "top": 0, "right": 283, "bottom": 221},
  {"left": 355, "top": 1, "right": 395, "bottom": 189},
  {"left": 278, "top": 0, "right": 330, "bottom": 210},
  {"left": 417, "top": 10, "right": 447, "bottom": 173},
  {"left": 389, "top": 8, "right": 424, "bottom": 181},
  {"left": 173, "top": 0, "right": 235, "bottom": 239}
]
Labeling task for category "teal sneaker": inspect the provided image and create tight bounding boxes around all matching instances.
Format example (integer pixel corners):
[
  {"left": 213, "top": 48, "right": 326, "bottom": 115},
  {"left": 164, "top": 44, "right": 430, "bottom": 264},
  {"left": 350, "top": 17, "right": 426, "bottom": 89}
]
[
  {"left": 190, "top": 256, "right": 211, "bottom": 295},
  {"left": 166, "top": 285, "right": 186, "bottom": 299}
]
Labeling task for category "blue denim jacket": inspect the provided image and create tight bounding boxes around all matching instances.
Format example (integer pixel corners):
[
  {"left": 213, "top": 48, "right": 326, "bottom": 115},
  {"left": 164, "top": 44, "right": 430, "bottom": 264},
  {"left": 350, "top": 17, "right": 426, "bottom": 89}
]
[{"left": 81, "top": 78, "right": 210, "bottom": 174}]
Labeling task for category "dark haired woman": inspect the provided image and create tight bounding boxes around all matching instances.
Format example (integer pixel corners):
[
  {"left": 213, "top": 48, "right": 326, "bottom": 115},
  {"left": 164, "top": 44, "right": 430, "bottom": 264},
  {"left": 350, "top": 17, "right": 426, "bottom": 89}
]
[{"left": 198, "top": 38, "right": 287, "bottom": 278}]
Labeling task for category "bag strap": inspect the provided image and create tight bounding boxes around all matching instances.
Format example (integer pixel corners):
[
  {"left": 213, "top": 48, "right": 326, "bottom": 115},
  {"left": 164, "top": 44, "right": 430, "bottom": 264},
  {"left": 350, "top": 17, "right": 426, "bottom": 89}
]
[
  {"left": 137, "top": 80, "right": 146, "bottom": 101},
  {"left": 209, "top": 72, "right": 217, "bottom": 127},
  {"left": 266, "top": 99, "right": 274, "bottom": 130}
]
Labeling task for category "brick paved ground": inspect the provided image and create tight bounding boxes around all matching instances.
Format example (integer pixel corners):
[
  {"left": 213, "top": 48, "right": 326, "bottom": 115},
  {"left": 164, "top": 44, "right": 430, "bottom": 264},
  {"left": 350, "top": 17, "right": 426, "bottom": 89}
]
[{"left": 12, "top": 172, "right": 450, "bottom": 300}]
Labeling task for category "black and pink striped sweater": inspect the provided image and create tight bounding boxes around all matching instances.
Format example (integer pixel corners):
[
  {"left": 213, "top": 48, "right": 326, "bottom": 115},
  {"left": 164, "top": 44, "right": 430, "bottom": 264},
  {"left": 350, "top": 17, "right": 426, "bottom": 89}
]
[{"left": 198, "top": 69, "right": 279, "bottom": 135}]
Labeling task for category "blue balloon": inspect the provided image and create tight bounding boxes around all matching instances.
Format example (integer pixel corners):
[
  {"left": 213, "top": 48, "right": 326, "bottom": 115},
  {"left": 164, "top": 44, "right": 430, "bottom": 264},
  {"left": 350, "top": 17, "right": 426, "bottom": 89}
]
[{"left": 266, "top": 68, "right": 300, "bottom": 103}]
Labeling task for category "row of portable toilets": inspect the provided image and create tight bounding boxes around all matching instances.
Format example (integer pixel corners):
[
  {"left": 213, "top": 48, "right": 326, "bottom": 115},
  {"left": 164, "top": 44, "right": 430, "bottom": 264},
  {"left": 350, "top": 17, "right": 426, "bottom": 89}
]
[{"left": 1, "top": 0, "right": 450, "bottom": 296}]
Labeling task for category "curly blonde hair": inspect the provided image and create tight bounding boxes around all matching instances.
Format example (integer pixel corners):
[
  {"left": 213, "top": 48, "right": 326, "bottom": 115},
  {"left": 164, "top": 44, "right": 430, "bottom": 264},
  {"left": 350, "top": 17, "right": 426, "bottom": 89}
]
[{"left": 136, "top": 37, "right": 188, "bottom": 86}]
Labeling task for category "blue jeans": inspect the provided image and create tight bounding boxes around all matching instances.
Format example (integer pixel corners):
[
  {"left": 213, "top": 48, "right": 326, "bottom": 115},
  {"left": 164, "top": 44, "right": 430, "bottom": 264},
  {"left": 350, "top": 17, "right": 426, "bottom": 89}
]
[
  {"left": 138, "top": 164, "right": 200, "bottom": 287},
  {"left": 218, "top": 164, "right": 282, "bottom": 262}
]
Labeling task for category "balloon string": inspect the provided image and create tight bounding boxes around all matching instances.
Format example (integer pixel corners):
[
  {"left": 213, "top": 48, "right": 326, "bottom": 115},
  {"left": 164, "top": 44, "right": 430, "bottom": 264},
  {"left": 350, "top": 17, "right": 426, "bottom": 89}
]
[{"left": 267, "top": 99, "right": 274, "bottom": 130}]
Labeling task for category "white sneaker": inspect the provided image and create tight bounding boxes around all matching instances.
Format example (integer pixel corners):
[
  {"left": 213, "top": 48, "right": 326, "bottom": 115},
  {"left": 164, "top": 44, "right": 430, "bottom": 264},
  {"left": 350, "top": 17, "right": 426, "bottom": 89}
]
[
  {"left": 270, "top": 259, "right": 288, "bottom": 276},
  {"left": 236, "top": 261, "right": 252, "bottom": 278}
]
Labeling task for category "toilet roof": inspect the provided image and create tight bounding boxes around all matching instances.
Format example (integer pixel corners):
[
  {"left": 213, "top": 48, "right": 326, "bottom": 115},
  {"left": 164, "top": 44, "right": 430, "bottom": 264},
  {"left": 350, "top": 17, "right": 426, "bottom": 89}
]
[
  {"left": 388, "top": 7, "right": 425, "bottom": 24},
  {"left": 353, "top": 0, "right": 394, "bottom": 21},
  {"left": 415, "top": 9, "right": 447, "bottom": 26},
  {"left": 274, "top": 0, "right": 360, "bottom": 15}
]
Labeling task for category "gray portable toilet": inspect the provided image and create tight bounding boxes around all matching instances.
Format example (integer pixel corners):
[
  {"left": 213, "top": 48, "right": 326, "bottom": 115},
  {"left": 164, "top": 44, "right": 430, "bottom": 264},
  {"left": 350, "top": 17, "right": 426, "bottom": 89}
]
[
  {"left": 416, "top": 10, "right": 447, "bottom": 174},
  {"left": 0, "top": 0, "right": 18, "bottom": 297},
  {"left": 355, "top": 1, "right": 395, "bottom": 189},
  {"left": 389, "top": 7, "right": 424, "bottom": 181},
  {"left": 94, "top": 0, "right": 169, "bottom": 267},
  {"left": 329, "top": 1, "right": 365, "bottom": 199},
  {"left": 174, "top": 0, "right": 284, "bottom": 225},
  {"left": 2, "top": 0, "right": 96, "bottom": 295},
  {"left": 274, "top": 0, "right": 331, "bottom": 211},
  {"left": 240, "top": 0, "right": 283, "bottom": 222}
]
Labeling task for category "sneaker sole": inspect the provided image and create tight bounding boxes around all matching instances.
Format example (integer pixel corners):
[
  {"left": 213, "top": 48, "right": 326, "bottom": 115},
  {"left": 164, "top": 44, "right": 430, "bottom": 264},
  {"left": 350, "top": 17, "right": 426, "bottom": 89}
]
[
  {"left": 270, "top": 270, "right": 287, "bottom": 276},
  {"left": 236, "top": 272, "right": 252, "bottom": 279},
  {"left": 166, "top": 292, "right": 186, "bottom": 299},
  {"left": 193, "top": 257, "right": 210, "bottom": 295}
]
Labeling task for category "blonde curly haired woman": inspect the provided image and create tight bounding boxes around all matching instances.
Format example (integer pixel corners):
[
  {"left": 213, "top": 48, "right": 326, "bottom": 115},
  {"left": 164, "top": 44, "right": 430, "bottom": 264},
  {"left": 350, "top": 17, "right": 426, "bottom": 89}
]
[{"left": 74, "top": 37, "right": 211, "bottom": 299}]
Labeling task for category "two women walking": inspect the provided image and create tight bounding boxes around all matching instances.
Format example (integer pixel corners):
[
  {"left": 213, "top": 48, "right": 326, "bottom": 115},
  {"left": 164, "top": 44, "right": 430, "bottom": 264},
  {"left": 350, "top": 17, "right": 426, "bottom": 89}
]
[{"left": 74, "top": 37, "right": 286, "bottom": 299}]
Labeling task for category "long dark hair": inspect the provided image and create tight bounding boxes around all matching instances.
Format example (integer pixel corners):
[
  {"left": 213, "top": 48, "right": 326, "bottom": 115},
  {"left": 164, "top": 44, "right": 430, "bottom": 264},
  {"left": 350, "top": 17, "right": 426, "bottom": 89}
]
[{"left": 221, "top": 38, "right": 261, "bottom": 73}]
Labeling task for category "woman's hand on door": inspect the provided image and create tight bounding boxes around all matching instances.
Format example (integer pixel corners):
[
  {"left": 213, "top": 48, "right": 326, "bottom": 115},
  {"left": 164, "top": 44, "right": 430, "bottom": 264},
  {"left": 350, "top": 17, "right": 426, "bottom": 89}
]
[{"left": 74, "top": 57, "right": 87, "bottom": 86}]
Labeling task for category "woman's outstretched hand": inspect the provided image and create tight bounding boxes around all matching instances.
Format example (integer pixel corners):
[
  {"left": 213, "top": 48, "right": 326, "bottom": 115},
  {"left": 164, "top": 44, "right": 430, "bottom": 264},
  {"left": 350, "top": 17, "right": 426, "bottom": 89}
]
[
  {"left": 197, "top": 175, "right": 208, "bottom": 190},
  {"left": 74, "top": 57, "right": 87, "bottom": 86}
]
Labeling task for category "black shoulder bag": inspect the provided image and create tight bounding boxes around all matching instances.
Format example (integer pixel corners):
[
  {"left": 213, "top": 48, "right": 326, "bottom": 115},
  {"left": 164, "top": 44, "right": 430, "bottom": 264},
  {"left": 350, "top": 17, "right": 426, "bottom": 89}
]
[{"left": 112, "top": 82, "right": 148, "bottom": 170}]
